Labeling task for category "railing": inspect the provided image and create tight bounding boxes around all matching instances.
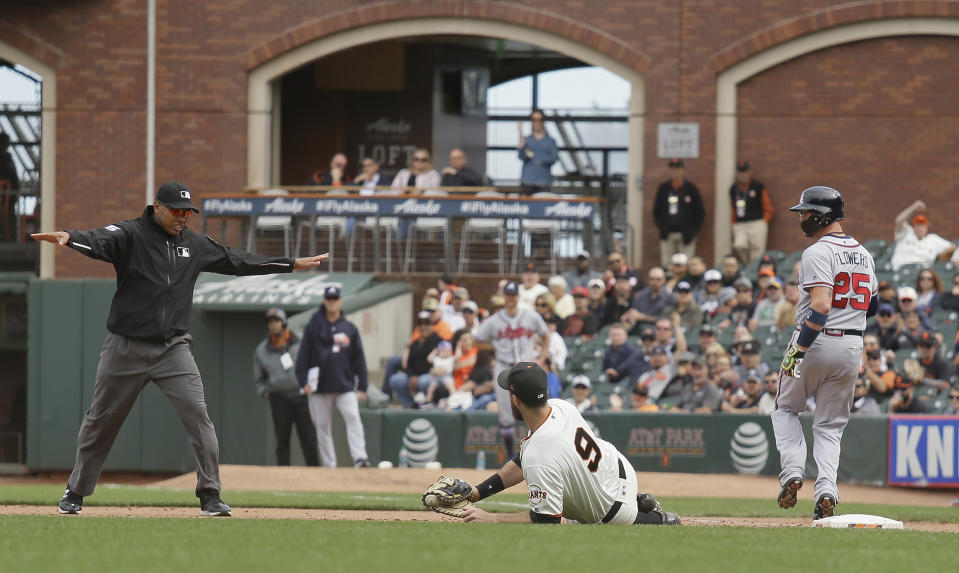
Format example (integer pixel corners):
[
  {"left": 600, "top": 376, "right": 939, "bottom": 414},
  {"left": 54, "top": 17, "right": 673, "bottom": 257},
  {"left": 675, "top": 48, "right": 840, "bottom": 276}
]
[{"left": 201, "top": 186, "right": 608, "bottom": 276}]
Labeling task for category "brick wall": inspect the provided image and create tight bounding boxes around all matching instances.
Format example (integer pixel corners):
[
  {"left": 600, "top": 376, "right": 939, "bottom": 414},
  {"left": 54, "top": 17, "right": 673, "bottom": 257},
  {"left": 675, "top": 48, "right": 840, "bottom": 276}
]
[{"left": 1, "top": 0, "right": 957, "bottom": 276}]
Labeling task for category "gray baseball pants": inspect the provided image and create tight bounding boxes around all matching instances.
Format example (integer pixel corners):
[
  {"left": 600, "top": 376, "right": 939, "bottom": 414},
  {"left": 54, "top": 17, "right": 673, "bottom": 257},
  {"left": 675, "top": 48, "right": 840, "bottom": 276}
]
[
  {"left": 771, "top": 330, "right": 861, "bottom": 504},
  {"left": 68, "top": 332, "right": 221, "bottom": 497},
  {"left": 307, "top": 392, "right": 367, "bottom": 467}
]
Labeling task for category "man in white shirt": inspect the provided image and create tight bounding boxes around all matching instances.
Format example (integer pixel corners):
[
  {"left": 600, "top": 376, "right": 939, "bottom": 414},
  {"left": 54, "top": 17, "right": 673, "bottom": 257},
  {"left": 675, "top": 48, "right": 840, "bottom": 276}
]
[
  {"left": 889, "top": 200, "right": 955, "bottom": 271},
  {"left": 459, "top": 362, "right": 680, "bottom": 525},
  {"left": 518, "top": 263, "right": 550, "bottom": 310}
]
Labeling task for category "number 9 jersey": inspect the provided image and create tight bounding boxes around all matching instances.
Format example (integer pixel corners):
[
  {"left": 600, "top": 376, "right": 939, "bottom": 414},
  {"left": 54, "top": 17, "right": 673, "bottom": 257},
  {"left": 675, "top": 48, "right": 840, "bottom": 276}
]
[
  {"left": 519, "top": 399, "right": 638, "bottom": 524},
  {"left": 794, "top": 234, "right": 877, "bottom": 330}
]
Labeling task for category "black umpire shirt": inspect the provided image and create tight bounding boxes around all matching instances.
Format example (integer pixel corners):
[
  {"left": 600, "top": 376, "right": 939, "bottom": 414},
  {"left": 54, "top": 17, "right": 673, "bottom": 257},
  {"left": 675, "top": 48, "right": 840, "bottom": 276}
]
[{"left": 67, "top": 205, "right": 295, "bottom": 341}]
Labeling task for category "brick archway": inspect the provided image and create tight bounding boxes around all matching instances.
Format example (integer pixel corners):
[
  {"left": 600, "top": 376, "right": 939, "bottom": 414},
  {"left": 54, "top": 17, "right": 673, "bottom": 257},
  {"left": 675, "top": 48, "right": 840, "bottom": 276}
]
[
  {"left": 0, "top": 35, "right": 58, "bottom": 278},
  {"left": 711, "top": 12, "right": 959, "bottom": 263},
  {"left": 246, "top": 11, "right": 649, "bottom": 266}
]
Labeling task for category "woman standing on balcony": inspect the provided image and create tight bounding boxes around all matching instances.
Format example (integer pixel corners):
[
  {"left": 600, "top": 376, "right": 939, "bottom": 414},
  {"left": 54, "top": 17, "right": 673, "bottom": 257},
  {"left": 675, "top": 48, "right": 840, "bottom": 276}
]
[{"left": 517, "top": 109, "right": 558, "bottom": 195}]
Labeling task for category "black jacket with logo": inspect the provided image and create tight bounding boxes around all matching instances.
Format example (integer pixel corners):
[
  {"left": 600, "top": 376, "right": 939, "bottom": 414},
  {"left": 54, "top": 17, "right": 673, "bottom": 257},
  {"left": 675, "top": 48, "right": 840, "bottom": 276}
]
[{"left": 67, "top": 205, "right": 295, "bottom": 340}]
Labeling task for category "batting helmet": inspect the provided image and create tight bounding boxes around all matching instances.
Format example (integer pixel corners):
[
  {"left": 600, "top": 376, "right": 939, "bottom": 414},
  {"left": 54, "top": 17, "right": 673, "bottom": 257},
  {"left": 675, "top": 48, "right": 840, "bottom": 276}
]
[{"left": 789, "top": 186, "right": 844, "bottom": 237}]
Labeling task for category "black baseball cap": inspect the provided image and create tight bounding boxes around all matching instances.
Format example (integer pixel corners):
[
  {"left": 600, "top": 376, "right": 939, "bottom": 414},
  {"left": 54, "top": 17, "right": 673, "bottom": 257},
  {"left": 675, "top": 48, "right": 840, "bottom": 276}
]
[
  {"left": 640, "top": 327, "right": 655, "bottom": 340},
  {"left": 917, "top": 332, "right": 938, "bottom": 347},
  {"left": 699, "top": 324, "right": 716, "bottom": 336},
  {"left": 156, "top": 181, "right": 199, "bottom": 212},
  {"left": 497, "top": 362, "right": 549, "bottom": 405},
  {"left": 503, "top": 282, "right": 520, "bottom": 295},
  {"left": 736, "top": 160, "right": 750, "bottom": 172},
  {"left": 324, "top": 285, "right": 341, "bottom": 299},
  {"left": 740, "top": 340, "right": 760, "bottom": 354}
]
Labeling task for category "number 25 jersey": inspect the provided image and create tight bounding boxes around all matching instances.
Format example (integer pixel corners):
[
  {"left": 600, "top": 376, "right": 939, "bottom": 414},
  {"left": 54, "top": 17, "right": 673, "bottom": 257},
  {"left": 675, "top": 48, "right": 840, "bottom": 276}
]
[
  {"left": 795, "top": 234, "right": 877, "bottom": 331},
  {"left": 520, "top": 399, "right": 625, "bottom": 524}
]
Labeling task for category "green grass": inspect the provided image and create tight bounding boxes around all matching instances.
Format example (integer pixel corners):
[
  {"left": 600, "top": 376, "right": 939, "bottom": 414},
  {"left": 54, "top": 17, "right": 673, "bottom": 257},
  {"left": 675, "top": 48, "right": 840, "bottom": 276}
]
[{"left": 1, "top": 485, "right": 956, "bottom": 573}]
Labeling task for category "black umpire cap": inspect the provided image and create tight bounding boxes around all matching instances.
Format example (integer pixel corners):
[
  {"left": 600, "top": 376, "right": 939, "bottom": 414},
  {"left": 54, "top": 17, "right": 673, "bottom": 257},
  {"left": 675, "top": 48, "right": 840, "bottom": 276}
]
[
  {"left": 156, "top": 181, "right": 199, "bottom": 212},
  {"left": 497, "top": 362, "right": 549, "bottom": 406}
]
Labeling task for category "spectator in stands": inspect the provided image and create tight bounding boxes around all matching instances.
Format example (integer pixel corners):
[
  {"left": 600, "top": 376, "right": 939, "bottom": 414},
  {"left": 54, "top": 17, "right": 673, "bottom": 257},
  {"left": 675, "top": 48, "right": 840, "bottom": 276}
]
[
  {"left": 391, "top": 148, "right": 441, "bottom": 194},
  {"left": 519, "top": 264, "right": 550, "bottom": 310},
  {"left": 877, "top": 280, "right": 897, "bottom": 306},
  {"left": 703, "top": 341, "right": 728, "bottom": 373},
  {"left": 938, "top": 273, "right": 959, "bottom": 312},
  {"left": 465, "top": 350, "right": 497, "bottom": 411},
  {"left": 721, "top": 370, "right": 764, "bottom": 413},
  {"left": 532, "top": 350, "right": 562, "bottom": 400},
  {"left": 452, "top": 330, "right": 479, "bottom": 393},
  {"left": 653, "top": 314, "right": 688, "bottom": 356},
  {"left": 673, "top": 356, "right": 723, "bottom": 413},
  {"left": 423, "top": 341, "right": 456, "bottom": 408},
  {"left": 389, "top": 311, "right": 443, "bottom": 408},
  {"left": 695, "top": 324, "right": 717, "bottom": 354},
  {"left": 438, "top": 286, "right": 468, "bottom": 332},
  {"left": 720, "top": 254, "right": 742, "bottom": 288},
  {"left": 662, "top": 350, "right": 695, "bottom": 400},
  {"left": 586, "top": 278, "right": 608, "bottom": 322},
  {"left": 775, "top": 279, "right": 800, "bottom": 330},
  {"left": 623, "top": 266, "right": 674, "bottom": 328},
  {"left": 603, "top": 323, "right": 641, "bottom": 392},
  {"left": 686, "top": 255, "right": 707, "bottom": 297},
  {"left": 861, "top": 340, "right": 896, "bottom": 404},
  {"left": 630, "top": 326, "right": 657, "bottom": 380},
  {"left": 539, "top": 316, "right": 569, "bottom": 372},
  {"left": 461, "top": 301, "right": 481, "bottom": 335},
  {"left": 749, "top": 276, "right": 785, "bottom": 330},
  {"left": 752, "top": 267, "right": 777, "bottom": 303},
  {"left": 423, "top": 297, "right": 454, "bottom": 340},
  {"left": 698, "top": 269, "right": 727, "bottom": 316},
  {"left": 548, "top": 276, "right": 575, "bottom": 319},
  {"left": 916, "top": 332, "right": 953, "bottom": 391},
  {"left": 717, "top": 277, "right": 756, "bottom": 330},
  {"left": 712, "top": 352, "right": 736, "bottom": 394},
  {"left": 565, "top": 375, "right": 597, "bottom": 413},
  {"left": 729, "top": 160, "right": 774, "bottom": 265},
  {"left": 665, "top": 253, "right": 689, "bottom": 292},
  {"left": 517, "top": 109, "right": 558, "bottom": 195},
  {"left": 601, "top": 275, "right": 636, "bottom": 328},
  {"left": 605, "top": 252, "right": 641, "bottom": 292},
  {"left": 731, "top": 340, "right": 770, "bottom": 386},
  {"left": 914, "top": 269, "right": 942, "bottom": 315},
  {"left": 440, "top": 148, "right": 485, "bottom": 187},
  {"left": 562, "top": 286, "right": 599, "bottom": 338},
  {"left": 866, "top": 302, "right": 904, "bottom": 351},
  {"left": 890, "top": 201, "right": 956, "bottom": 271},
  {"left": 353, "top": 157, "right": 385, "bottom": 192},
  {"left": 653, "top": 158, "right": 705, "bottom": 267},
  {"left": 888, "top": 361, "right": 929, "bottom": 414},
  {"left": 850, "top": 375, "right": 881, "bottom": 415},
  {"left": 757, "top": 371, "right": 779, "bottom": 415},
  {"left": 663, "top": 280, "right": 702, "bottom": 337},
  {"left": 609, "top": 384, "right": 659, "bottom": 412},
  {"left": 944, "top": 385, "right": 959, "bottom": 415},
  {"left": 897, "top": 287, "right": 928, "bottom": 326},
  {"left": 637, "top": 346, "right": 675, "bottom": 402},
  {"left": 436, "top": 274, "right": 457, "bottom": 306},
  {"left": 534, "top": 292, "right": 561, "bottom": 328},
  {"left": 307, "top": 152, "right": 351, "bottom": 186},
  {"left": 562, "top": 250, "right": 601, "bottom": 290}
]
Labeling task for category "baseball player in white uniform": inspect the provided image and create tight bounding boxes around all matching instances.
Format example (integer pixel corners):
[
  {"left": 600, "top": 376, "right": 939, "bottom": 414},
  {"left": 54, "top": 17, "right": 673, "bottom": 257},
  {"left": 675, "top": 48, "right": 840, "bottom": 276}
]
[
  {"left": 772, "top": 186, "right": 877, "bottom": 520},
  {"left": 459, "top": 362, "right": 680, "bottom": 525},
  {"left": 474, "top": 282, "right": 549, "bottom": 458}
]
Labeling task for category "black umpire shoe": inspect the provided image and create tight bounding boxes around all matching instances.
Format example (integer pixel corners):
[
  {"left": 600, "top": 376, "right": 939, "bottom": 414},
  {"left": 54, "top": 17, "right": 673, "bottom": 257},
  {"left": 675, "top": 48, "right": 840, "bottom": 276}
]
[
  {"left": 813, "top": 494, "right": 836, "bottom": 520},
  {"left": 199, "top": 489, "right": 232, "bottom": 517},
  {"left": 777, "top": 477, "right": 803, "bottom": 509},
  {"left": 58, "top": 488, "right": 83, "bottom": 515}
]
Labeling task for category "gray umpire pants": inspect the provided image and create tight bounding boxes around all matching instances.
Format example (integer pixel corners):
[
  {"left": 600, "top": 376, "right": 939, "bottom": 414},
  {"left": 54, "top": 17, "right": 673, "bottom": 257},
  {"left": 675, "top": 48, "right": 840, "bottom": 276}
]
[
  {"left": 771, "top": 330, "right": 861, "bottom": 504},
  {"left": 68, "top": 332, "right": 221, "bottom": 497}
]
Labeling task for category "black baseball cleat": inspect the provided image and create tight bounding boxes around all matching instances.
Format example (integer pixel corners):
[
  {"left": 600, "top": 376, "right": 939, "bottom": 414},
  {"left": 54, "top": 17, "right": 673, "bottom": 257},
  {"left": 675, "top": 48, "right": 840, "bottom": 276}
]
[
  {"left": 777, "top": 477, "right": 803, "bottom": 509},
  {"left": 814, "top": 494, "right": 836, "bottom": 520},
  {"left": 58, "top": 488, "right": 83, "bottom": 515},
  {"left": 199, "top": 489, "right": 232, "bottom": 517},
  {"left": 659, "top": 510, "right": 682, "bottom": 526},
  {"left": 354, "top": 459, "right": 371, "bottom": 468}
]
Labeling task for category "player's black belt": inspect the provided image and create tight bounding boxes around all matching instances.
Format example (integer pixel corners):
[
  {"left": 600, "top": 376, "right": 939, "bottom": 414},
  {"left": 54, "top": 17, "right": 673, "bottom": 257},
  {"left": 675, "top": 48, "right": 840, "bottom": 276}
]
[
  {"left": 601, "top": 458, "right": 629, "bottom": 524},
  {"left": 821, "top": 328, "right": 863, "bottom": 337}
]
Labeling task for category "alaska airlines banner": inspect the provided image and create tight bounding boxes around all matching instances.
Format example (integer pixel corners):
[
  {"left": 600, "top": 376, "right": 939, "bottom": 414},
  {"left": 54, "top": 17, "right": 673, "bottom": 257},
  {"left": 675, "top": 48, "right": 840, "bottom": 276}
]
[
  {"left": 201, "top": 195, "right": 596, "bottom": 219},
  {"left": 888, "top": 416, "right": 959, "bottom": 487}
]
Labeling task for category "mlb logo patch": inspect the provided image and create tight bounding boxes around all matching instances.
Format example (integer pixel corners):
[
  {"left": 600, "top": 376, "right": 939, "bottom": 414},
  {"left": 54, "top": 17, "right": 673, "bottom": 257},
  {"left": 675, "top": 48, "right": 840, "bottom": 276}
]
[
  {"left": 176, "top": 247, "right": 191, "bottom": 258},
  {"left": 180, "top": 190, "right": 191, "bottom": 200}
]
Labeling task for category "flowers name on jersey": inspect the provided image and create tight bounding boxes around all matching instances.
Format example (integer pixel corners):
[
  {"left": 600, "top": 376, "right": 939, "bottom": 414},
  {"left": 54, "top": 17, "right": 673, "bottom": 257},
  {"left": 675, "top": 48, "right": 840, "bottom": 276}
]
[
  {"left": 528, "top": 484, "right": 548, "bottom": 505},
  {"left": 496, "top": 325, "right": 536, "bottom": 340}
]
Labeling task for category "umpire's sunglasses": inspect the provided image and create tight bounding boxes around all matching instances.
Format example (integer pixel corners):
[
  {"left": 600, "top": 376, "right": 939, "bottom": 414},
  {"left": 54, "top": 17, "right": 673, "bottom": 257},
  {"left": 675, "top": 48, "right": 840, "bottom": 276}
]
[{"left": 162, "top": 204, "right": 194, "bottom": 219}]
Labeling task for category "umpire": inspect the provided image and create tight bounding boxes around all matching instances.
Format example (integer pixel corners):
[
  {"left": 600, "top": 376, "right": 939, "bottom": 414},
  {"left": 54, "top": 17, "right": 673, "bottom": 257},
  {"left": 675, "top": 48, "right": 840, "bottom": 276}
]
[
  {"left": 32, "top": 181, "right": 329, "bottom": 517},
  {"left": 254, "top": 307, "right": 320, "bottom": 467}
]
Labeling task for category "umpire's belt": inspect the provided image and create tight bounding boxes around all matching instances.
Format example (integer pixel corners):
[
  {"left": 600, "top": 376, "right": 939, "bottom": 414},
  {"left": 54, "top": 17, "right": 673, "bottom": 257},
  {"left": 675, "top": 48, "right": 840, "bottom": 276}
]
[
  {"left": 821, "top": 329, "right": 863, "bottom": 337},
  {"left": 601, "top": 458, "right": 629, "bottom": 524}
]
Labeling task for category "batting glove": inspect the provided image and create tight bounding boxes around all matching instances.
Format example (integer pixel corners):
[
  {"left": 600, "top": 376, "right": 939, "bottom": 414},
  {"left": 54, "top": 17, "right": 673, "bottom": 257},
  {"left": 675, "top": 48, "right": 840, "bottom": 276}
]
[{"left": 780, "top": 345, "right": 805, "bottom": 378}]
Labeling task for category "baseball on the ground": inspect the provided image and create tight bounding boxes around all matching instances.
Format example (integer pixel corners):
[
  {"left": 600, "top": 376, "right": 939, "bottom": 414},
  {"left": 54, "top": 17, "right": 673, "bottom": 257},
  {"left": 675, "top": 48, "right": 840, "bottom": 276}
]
[
  {"left": 424, "top": 494, "right": 439, "bottom": 508},
  {"left": 377, "top": 460, "right": 393, "bottom": 469}
]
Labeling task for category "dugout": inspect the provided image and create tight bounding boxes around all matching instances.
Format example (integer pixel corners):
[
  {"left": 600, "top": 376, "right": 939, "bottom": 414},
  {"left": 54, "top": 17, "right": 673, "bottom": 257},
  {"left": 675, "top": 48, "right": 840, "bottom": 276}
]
[{"left": 26, "top": 272, "right": 411, "bottom": 473}]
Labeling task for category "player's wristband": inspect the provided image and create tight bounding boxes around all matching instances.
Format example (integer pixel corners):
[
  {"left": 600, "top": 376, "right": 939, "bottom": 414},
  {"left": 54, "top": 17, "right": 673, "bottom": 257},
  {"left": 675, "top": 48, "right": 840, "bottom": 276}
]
[
  {"left": 797, "top": 308, "right": 828, "bottom": 347},
  {"left": 476, "top": 474, "right": 505, "bottom": 500}
]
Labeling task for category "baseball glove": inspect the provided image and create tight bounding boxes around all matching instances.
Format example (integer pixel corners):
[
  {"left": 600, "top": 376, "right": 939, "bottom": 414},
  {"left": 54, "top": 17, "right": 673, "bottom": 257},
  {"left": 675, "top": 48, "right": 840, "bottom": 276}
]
[{"left": 422, "top": 476, "right": 475, "bottom": 518}]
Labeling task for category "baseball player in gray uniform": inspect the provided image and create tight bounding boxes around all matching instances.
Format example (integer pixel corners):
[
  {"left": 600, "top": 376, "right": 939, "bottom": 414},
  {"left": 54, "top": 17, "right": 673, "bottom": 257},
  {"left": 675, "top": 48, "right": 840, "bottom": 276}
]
[
  {"left": 772, "top": 186, "right": 877, "bottom": 520},
  {"left": 474, "top": 282, "right": 548, "bottom": 458}
]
